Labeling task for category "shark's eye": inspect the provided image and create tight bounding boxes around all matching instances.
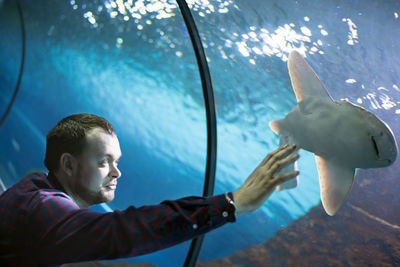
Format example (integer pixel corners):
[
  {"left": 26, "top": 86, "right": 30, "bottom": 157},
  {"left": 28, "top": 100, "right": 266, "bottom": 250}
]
[{"left": 371, "top": 136, "right": 380, "bottom": 158}]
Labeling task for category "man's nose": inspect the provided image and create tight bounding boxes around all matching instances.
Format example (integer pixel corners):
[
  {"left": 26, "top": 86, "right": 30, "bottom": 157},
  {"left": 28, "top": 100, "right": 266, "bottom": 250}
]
[{"left": 110, "top": 163, "right": 121, "bottom": 179}]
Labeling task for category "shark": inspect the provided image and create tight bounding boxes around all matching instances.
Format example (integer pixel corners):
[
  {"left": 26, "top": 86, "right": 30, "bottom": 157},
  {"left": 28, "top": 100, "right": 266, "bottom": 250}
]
[{"left": 269, "top": 51, "right": 398, "bottom": 216}]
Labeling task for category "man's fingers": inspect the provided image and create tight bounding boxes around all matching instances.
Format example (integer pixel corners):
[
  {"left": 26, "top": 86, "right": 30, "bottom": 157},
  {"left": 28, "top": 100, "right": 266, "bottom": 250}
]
[
  {"left": 261, "top": 144, "right": 294, "bottom": 166},
  {"left": 274, "top": 145, "right": 297, "bottom": 161},
  {"left": 273, "top": 170, "right": 299, "bottom": 186},
  {"left": 269, "top": 153, "right": 299, "bottom": 174},
  {"left": 263, "top": 144, "right": 297, "bottom": 167}
]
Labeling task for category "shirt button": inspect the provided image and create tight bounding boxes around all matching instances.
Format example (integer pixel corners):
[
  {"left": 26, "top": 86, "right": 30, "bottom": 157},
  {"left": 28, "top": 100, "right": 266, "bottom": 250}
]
[
  {"left": 222, "top": 211, "right": 229, "bottom": 218},
  {"left": 192, "top": 224, "right": 198, "bottom": 230}
]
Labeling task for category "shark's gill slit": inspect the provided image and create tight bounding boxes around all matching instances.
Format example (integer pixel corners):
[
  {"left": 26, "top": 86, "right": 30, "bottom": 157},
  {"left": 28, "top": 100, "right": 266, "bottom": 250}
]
[{"left": 371, "top": 136, "right": 380, "bottom": 158}]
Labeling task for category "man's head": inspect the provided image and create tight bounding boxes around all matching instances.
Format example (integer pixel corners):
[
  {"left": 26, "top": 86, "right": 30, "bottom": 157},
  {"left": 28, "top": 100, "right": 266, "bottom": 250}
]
[{"left": 45, "top": 114, "right": 122, "bottom": 207}]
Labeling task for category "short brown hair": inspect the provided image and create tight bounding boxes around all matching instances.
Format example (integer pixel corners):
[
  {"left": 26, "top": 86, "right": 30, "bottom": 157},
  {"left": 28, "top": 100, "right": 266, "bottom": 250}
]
[{"left": 44, "top": 113, "right": 116, "bottom": 172}]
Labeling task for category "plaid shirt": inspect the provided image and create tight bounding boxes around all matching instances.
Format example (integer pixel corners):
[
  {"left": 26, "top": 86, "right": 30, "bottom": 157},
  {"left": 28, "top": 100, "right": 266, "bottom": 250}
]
[{"left": 0, "top": 172, "right": 236, "bottom": 266}]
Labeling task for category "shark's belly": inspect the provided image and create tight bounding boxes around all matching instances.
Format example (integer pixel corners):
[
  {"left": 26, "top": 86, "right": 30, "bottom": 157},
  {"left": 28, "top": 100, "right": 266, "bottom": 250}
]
[{"left": 288, "top": 107, "right": 376, "bottom": 166}]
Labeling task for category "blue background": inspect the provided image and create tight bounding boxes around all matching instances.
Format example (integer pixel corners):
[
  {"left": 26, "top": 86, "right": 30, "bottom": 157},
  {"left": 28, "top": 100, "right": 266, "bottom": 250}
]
[{"left": 1, "top": 0, "right": 399, "bottom": 266}]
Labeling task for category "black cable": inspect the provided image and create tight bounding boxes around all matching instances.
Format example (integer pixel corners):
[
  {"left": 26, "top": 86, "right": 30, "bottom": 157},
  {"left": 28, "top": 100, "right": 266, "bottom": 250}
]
[
  {"left": 175, "top": 1, "right": 217, "bottom": 266},
  {"left": 0, "top": 0, "right": 25, "bottom": 129}
]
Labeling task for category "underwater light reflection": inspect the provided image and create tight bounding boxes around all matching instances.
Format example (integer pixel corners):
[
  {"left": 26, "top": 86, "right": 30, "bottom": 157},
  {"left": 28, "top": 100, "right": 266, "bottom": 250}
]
[
  {"left": 69, "top": 0, "right": 400, "bottom": 125},
  {"left": 232, "top": 22, "right": 325, "bottom": 63}
]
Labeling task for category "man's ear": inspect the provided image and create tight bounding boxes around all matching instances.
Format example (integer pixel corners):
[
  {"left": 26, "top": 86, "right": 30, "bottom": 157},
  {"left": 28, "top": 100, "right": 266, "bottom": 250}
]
[{"left": 59, "top": 153, "right": 77, "bottom": 176}]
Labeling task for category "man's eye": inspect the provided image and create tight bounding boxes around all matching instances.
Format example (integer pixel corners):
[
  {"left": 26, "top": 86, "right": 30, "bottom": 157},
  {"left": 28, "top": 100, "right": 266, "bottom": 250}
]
[{"left": 99, "top": 160, "right": 107, "bottom": 166}]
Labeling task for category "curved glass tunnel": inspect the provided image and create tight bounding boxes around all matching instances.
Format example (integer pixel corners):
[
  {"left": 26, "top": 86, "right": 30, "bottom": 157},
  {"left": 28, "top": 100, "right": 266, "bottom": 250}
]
[{"left": 1, "top": 0, "right": 400, "bottom": 266}]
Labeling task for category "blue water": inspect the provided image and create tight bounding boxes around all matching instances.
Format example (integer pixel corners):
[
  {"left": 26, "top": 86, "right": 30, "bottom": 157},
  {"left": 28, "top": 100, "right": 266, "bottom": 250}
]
[{"left": 1, "top": 0, "right": 400, "bottom": 266}]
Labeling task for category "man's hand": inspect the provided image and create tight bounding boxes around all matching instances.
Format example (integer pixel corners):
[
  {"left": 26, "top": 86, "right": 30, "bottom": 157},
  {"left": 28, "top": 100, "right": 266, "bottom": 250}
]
[{"left": 232, "top": 144, "right": 299, "bottom": 216}]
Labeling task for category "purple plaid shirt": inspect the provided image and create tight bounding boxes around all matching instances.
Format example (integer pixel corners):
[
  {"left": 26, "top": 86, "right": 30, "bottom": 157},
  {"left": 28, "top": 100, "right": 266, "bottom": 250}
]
[{"left": 0, "top": 172, "right": 236, "bottom": 266}]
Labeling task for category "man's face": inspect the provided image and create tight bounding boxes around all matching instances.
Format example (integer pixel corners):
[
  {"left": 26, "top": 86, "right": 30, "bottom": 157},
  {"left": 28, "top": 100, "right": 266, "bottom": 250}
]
[{"left": 72, "top": 128, "right": 122, "bottom": 206}]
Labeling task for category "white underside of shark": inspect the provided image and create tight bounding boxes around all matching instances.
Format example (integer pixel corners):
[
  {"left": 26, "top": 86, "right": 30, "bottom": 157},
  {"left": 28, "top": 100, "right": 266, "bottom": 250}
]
[{"left": 270, "top": 51, "right": 398, "bottom": 216}]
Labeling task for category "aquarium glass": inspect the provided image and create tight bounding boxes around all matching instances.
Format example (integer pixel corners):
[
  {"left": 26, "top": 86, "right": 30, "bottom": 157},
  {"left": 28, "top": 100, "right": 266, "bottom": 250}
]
[{"left": 1, "top": 0, "right": 399, "bottom": 266}]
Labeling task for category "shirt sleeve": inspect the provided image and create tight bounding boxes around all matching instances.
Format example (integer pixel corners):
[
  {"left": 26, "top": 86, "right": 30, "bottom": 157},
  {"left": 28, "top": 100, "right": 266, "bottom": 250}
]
[{"left": 26, "top": 191, "right": 236, "bottom": 265}]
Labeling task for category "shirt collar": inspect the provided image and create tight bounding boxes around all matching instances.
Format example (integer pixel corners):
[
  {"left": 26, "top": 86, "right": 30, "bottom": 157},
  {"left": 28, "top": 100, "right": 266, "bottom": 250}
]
[{"left": 47, "top": 171, "right": 67, "bottom": 194}]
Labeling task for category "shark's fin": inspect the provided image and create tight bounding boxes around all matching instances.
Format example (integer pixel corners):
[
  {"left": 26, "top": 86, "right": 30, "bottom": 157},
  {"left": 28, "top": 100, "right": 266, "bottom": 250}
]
[
  {"left": 315, "top": 155, "right": 355, "bottom": 216},
  {"left": 269, "top": 120, "right": 282, "bottom": 135},
  {"left": 288, "top": 51, "right": 334, "bottom": 107},
  {"left": 276, "top": 134, "right": 299, "bottom": 191},
  {"left": 297, "top": 100, "right": 316, "bottom": 115}
]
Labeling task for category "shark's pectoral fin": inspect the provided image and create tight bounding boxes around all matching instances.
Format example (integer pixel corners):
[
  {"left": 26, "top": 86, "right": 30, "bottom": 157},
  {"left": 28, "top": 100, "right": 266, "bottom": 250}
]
[
  {"left": 298, "top": 96, "right": 329, "bottom": 115},
  {"left": 288, "top": 51, "right": 334, "bottom": 104},
  {"left": 298, "top": 100, "right": 314, "bottom": 115},
  {"left": 315, "top": 155, "right": 355, "bottom": 216}
]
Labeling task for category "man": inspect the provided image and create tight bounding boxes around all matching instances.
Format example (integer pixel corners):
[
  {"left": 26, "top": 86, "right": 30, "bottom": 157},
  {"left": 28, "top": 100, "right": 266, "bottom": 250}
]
[{"left": 0, "top": 113, "right": 299, "bottom": 266}]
